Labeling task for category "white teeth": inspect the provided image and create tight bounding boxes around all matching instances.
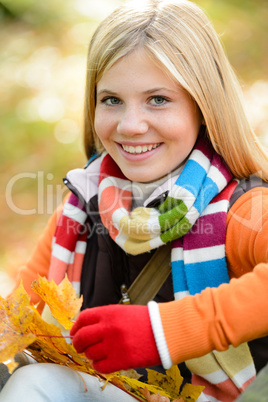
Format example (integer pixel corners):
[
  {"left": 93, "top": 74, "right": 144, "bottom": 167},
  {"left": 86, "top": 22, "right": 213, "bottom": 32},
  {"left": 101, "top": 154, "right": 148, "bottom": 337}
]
[{"left": 122, "top": 143, "right": 160, "bottom": 154}]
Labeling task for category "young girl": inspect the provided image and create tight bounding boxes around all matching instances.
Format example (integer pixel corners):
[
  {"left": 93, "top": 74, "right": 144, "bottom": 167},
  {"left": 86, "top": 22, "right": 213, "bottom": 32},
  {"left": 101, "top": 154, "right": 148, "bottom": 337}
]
[{"left": 1, "top": 0, "right": 268, "bottom": 401}]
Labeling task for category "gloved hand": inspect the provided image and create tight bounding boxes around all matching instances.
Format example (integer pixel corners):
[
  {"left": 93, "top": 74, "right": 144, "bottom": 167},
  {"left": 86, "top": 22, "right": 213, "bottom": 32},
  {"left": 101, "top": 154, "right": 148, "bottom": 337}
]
[{"left": 70, "top": 304, "right": 161, "bottom": 373}]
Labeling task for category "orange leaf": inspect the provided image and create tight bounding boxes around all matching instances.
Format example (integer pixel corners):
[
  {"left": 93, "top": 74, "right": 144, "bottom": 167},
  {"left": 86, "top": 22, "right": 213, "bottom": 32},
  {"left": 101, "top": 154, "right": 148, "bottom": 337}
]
[{"left": 140, "top": 387, "right": 171, "bottom": 401}]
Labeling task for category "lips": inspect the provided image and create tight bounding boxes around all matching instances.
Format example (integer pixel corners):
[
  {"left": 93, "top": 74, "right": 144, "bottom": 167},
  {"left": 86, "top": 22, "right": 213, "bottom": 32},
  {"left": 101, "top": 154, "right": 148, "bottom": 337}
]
[{"left": 121, "top": 143, "right": 161, "bottom": 154}]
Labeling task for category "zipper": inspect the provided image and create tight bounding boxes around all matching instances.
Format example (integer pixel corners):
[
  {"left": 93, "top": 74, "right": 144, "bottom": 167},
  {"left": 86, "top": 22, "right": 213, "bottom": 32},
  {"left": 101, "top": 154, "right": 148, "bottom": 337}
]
[{"left": 120, "top": 284, "right": 131, "bottom": 304}]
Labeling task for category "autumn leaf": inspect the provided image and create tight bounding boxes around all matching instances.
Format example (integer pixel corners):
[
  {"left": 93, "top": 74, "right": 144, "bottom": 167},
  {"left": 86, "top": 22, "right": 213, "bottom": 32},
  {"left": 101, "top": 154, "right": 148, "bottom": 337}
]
[
  {"left": 0, "top": 280, "right": 92, "bottom": 375},
  {"left": 121, "top": 369, "right": 143, "bottom": 381},
  {"left": 27, "top": 306, "right": 83, "bottom": 365},
  {"left": 31, "top": 275, "right": 83, "bottom": 329},
  {"left": 113, "top": 373, "right": 172, "bottom": 400},
  {"left": 0, "top": 283, "right": 36, "bottom": 371},
  {"left": 139, "top": 386, "right": 185, "bottom": 402},
  {"left": 180, "top": 383, "right": 205, "bottom": 402},
  {"left": 104, "top": 369, "right": 143, "bottom": 392},
  {"left": 140, "top": 387, "right": 172, "bottom": 401},
  {"left": 0, "top": 277, "right": 203, "bottom": 402},
  {"left": 147, "top": 366, "right": 183, "bottom": 399},
  {"left": 144, "top": 366, "right": 204, "bottom": 402}
]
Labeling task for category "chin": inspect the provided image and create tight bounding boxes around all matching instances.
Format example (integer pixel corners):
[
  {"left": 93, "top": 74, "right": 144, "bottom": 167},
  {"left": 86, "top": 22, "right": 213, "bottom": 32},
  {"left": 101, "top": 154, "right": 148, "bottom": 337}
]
[
  {"left": 124, "top": 172, "right": 160, "bottom": 183},
  {"left": 123, "top": 172, "right": 147, "bottom": 182}
]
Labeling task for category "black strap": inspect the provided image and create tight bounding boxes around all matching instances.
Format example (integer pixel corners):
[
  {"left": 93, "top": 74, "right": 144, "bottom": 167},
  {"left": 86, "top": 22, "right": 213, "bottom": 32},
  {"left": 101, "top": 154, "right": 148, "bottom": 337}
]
[{"left": 119, "top": 244, "right": 171, "bottom": 305}]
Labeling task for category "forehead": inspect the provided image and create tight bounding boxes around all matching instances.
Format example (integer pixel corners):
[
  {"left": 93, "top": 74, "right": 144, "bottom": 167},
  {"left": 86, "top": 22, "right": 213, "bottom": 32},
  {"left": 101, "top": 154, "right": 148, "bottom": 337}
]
[{"left": 97, "top": 48, "right": 179, "bottom": 92}]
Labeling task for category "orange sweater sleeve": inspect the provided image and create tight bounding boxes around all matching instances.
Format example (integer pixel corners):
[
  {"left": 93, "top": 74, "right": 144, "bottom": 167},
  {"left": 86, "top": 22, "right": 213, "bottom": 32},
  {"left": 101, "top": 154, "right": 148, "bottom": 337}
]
[
  {"left": 158, "top": 187, "right": 268, "bottom": 365},
  {"left": 13, "top": 202, "right": 65, "bottom": 312}
]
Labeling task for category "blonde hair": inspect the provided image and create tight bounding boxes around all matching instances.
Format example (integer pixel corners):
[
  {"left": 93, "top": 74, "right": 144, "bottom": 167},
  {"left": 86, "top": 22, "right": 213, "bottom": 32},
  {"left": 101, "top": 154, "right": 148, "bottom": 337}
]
[{"left": 84, "top": 0, "right": 268, "bottom": 180}]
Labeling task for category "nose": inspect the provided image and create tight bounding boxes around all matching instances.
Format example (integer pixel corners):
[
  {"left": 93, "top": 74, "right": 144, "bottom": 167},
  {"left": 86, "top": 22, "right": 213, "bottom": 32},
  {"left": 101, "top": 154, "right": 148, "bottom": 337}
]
[{"left": 117, "top": 106, "right": 149, "bottom": 136}]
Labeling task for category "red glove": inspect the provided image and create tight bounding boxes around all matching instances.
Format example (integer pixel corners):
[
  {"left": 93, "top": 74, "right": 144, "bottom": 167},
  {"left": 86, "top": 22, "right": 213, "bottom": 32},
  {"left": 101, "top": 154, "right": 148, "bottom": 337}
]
[{"left": 70, "top": 304, "right": 161, "bottom": 373}]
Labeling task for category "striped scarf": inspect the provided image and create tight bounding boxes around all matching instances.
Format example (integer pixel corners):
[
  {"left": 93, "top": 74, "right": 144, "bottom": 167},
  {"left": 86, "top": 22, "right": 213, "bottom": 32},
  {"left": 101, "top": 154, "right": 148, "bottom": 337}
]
[{"left": 48, "top": 135, "right": 256, "bottom": 401}]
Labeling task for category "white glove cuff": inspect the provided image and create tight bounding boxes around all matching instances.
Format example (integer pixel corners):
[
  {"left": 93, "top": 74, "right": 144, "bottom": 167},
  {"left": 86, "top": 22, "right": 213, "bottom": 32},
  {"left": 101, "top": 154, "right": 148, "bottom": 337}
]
[{"left": 148, "top": 300, "right": 173, "bottom": 369}]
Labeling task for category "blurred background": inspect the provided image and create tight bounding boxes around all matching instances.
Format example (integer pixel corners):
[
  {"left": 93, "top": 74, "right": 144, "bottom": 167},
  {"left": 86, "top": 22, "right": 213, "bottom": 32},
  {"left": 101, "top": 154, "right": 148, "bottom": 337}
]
[{"left": 1, "top": 0, "right": 268, "bottom": 275}]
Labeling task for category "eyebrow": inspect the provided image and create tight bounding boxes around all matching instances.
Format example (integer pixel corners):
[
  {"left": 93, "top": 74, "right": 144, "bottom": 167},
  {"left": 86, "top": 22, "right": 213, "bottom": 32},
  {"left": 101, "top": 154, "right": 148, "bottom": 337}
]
[
  {"left": 97, "top": 89, "right": 117, "bottom": 96},
  {"left": 143, "top": 87, "right": 176, "bottom": 94},
  {"left": 96, "top": 87, "right": 177, "bottom": 96}
]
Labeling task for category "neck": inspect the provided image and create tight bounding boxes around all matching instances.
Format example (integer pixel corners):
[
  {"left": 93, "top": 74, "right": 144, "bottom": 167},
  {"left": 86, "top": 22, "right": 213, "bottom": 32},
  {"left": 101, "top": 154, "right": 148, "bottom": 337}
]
[{"left": 131, "top": 164, "right": 184, "bottom": 209}]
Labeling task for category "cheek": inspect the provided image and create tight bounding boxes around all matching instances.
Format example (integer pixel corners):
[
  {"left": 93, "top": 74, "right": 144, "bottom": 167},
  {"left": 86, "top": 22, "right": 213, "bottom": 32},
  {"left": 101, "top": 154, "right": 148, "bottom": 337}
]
[
  {"left": 94, "top": 114, "right": 108, "bottom": 142},
  {"left": 94, "top": 111, "right": 116, "bottom": 142},
  {"left": 93, "top": 111, "right": 101, "bottom": 136}
]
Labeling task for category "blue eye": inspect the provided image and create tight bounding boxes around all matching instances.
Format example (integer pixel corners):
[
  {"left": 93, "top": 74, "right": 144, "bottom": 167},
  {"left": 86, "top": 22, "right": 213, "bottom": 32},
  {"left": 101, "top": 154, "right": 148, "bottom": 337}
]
[
  {"left": 101, "top": 96, "right": 121, "bottom": 105},
  {"left": 150, "top": 96, "right": 169, "bottom": 105}
]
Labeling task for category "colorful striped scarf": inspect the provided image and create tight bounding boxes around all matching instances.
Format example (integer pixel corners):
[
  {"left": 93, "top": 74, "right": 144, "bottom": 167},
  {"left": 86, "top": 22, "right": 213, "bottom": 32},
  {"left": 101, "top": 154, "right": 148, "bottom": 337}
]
[{"left": 48, "top": 135, "right": 256, "bottom": 401}]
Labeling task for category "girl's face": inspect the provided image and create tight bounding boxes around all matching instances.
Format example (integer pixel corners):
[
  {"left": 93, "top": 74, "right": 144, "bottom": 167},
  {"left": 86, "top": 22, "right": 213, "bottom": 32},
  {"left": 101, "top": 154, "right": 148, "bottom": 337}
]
[{"left": 94, "top": 48, "right": 202, "bottom": 182}]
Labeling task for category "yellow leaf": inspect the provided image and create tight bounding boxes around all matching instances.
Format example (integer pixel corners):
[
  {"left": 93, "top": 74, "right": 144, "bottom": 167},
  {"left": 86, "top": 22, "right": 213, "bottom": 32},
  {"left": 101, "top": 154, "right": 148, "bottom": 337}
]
[
  {"left": 0, "top": 277, "right": 203, "bottom": 402},
  {"left": 0, "top": 280, "right": 92, "bottom": 375},
  {"left": 147, "top": 366, "right": 183, "bottom": 399},
  {"left": 120, "top": 369, "right": 143, "bottom": 381},
  {"left": 0, "top": 283, "right": 36, "bottom": 372},
  {"left": 31, "top": 275, "right": 83, "bottom": 329},
  {"left": 180, "top": 383, "right": 205, "bottom": 402},
  {"left": 146, "top": 366, "right": 204, "bottom": 402},
  {"left": 26, "top": 305, "right": 95, "bottom": 373},
  {"left": 116, "top": 374, "right": 172, "bottom": 399},
  {"left": 105, "top": 370, "right": 144, "bottom": 395}
]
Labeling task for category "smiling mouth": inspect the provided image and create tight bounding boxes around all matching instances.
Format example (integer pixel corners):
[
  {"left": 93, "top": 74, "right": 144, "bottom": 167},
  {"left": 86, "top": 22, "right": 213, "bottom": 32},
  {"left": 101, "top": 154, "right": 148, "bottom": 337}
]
[{"left": 121, "top": 143, "right": 161, "bottom": 154}]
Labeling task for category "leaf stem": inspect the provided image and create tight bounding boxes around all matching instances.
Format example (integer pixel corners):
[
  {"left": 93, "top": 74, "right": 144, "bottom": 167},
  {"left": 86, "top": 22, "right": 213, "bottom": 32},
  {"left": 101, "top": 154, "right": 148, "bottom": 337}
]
[{"left": 34, "top": 334, "right": 74, "bottom": 339}]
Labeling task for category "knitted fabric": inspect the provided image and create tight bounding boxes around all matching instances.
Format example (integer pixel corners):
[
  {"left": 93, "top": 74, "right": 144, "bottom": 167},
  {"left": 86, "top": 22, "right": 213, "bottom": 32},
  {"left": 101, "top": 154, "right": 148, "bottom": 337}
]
[{"left": 48, "top": 135, "right": 256, "bottom": 401}]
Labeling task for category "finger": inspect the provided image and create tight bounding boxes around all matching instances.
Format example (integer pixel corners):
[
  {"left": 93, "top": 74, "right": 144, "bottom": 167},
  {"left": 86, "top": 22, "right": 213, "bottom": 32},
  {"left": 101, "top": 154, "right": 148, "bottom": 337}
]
[
  {"left": 93, "top": 359, "right": 116, "bottom": 374},
  {"left": 72, "top": 324, "right": 103, "bottom": 353},
  {"left": 70, "top": 308, "right": 101, "bottom": 336},
  {"left": 84, "top": 342, "right": 107, "bottom": 362}
]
